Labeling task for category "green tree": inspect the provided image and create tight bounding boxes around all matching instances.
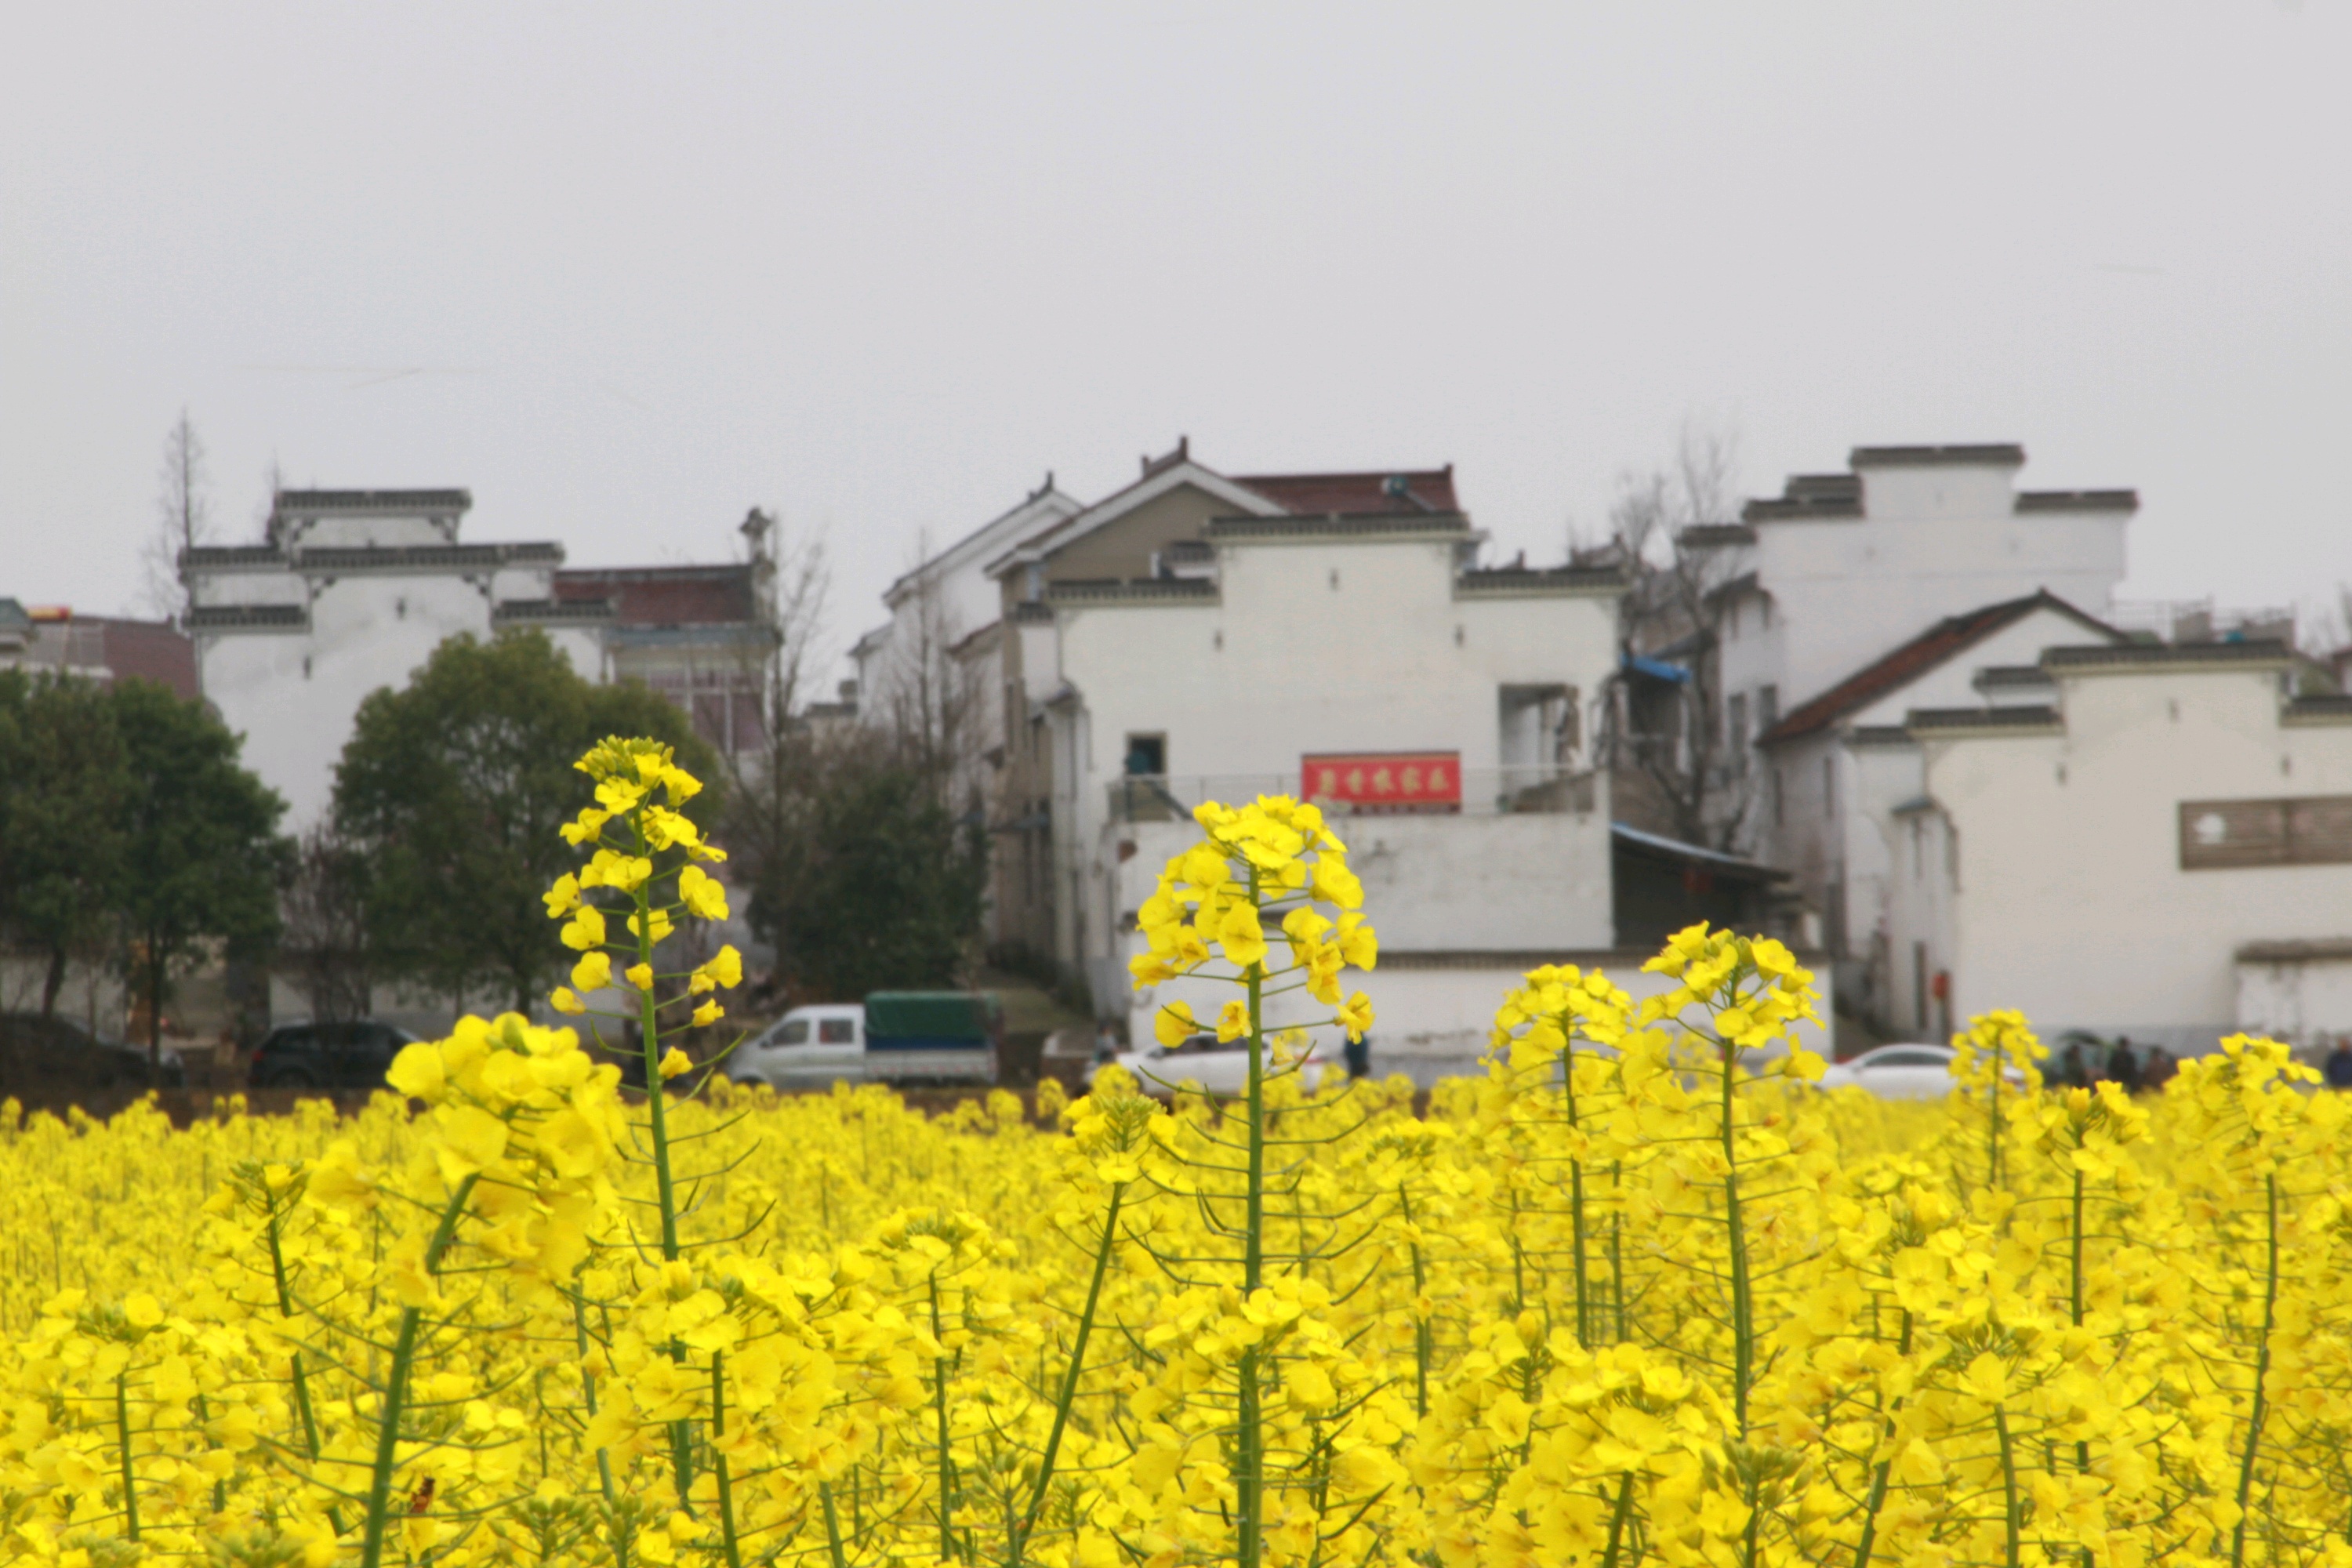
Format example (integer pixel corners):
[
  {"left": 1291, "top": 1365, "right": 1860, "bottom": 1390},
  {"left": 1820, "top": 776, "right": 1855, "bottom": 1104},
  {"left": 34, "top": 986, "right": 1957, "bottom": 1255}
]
[
  {"left": 111, "top": 678, "right": 289, "bottom": 1060},
  {"left": 0, "top": 673, "right": 134, "bottom": 1018},
  {"left": 332, "top": 631, "right": 716, "bottom": 1017},
  {"left": 754, "top": 742, "right": 987, "bottom": 1000}
]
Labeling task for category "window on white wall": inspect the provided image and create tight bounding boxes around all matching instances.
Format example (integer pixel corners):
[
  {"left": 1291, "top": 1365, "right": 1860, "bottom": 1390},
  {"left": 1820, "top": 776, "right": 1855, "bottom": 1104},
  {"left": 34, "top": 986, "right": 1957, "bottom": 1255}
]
[
  {"left": 1727, "top": 693, "right": 1748, "bottom": 774},
  {"left": 1823, "top": 756, "right": 1835, "bottom": 819},
  {"left": 1123, "top": 734, "right": 1166, "bottom": 776},
  {"left": 1758, "top": 684, "right": 1779, "bottom": 733}
]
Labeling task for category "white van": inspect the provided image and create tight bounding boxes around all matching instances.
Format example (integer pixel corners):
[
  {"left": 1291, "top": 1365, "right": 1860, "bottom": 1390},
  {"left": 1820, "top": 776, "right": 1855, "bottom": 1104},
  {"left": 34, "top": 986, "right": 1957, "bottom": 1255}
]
[
  {"left": 729, "top": 1004, "right": 866, "bottom": 1087},
  {"left": 726, "top": 994, "right": 1000, "bottom": 1089}
]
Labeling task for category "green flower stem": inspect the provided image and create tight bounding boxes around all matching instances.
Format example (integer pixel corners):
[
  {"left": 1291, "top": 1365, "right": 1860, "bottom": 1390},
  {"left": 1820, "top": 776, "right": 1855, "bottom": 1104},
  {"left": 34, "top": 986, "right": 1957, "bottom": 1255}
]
[
  {"left": 1399, "top": 1187, "right": 1430, "bottom": 1419},
  {"left": 572, "top": 1290, "right": 619, "bottom": 1509},
  {"left": 1016, "top": 1183, "right": 1125, "bottom": 1563},
  {"left": 1994, "top": 1406, "right": 2023, "bottom": 1568},
  {"left": 711, "top": 1351, "right": 744, "bottom": 1568},
  {"left": 1610, "top": 1163, "right": 1627, "bottom": 1345},
  {"left": 1236, "top": 871, "right": 1267, "bottom": 1568},
  {"left": 358, "top": 1173, "right": 477, "bottom": 1568},
  {"left": 2230, "top": 1171, "right": 2281, "bottom": 1568},
  {"left": 1719, "top": 1025, "right": 1755, "bottom": 1435},
  {"left": 2071, "top": 1167, "right": 2092, "bottom": 1476},
  {"left": 1600, "top": 1471, "right": 1635, "bottom": 1568},
  {"left": 821, "top": 1479, "right": 850, "bottom": 1568},
  {"left": 266, "top": 1190, "right": 346, "bottom": 1534},
  {"left": 624, "top": 811, "right": 698, "bottom": 1512},
  {"left": 1560, "top": 1020, "right": 1592, "bottom": 1349},
  {"left": 115, "top": 1370, "right": 139, "bottom": 1542},
  {"left": 1849, "top": 1308, "right": 1912, "bottom": 1568},
  {"left": 929, "top": 1273, "right": 957, "bottom": 1562}
]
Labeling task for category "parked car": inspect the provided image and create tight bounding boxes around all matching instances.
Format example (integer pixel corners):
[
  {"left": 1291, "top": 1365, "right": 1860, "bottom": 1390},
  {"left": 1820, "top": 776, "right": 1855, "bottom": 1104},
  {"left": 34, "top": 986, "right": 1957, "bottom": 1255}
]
[
  {"left": 1087, "top": 1033, "right": 1336, "bottom": 1098},
  {"left": 0, "top": 1012, "right": 185, "bottom": 1087},
  {"left": 249, "top": 1020, "right": 424, "bottom": 1090},
  {"left": 728, "top": 993, "right": 1001, "bottom": 1090},
  {"left": 1816, "top": 1042, "right": 2025, "bottom": 1100}
]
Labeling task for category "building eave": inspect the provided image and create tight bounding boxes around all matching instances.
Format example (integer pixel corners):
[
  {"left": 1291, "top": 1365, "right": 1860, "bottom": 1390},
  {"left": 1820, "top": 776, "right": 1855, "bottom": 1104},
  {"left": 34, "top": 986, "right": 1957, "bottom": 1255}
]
[{"left": 1455, "top": 566, "right": 1626, "bottom": 601}]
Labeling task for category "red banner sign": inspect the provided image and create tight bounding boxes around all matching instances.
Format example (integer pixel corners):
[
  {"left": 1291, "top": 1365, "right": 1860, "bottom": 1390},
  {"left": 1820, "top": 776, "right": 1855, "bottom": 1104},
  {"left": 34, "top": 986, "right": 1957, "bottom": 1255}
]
[{"left": 1301, "top": 752, "right": 1462, "bottom": 813}]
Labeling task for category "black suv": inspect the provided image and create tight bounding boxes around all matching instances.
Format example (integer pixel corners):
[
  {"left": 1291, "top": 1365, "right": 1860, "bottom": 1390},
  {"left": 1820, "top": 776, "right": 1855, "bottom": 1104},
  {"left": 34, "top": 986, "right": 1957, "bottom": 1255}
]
[{"left": 249, "top": 1021, "right": 422, "bottom": 1089}]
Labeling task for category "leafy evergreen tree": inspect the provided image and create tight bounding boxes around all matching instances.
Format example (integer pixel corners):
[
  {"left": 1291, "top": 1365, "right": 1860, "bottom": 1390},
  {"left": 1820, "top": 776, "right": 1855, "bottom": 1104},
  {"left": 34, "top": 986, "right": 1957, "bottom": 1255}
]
[
  {"left": 332, "top": 631, "right": 715, "bottom": 1016},
  {"left": 110, "top": 678, "right": 289, "bottom": 1059},
  {"left": 759, "top": 746, "right": 988, "bottom": 1000},
  {"left": 0, "top": 673, "right": 133, "bottom": 1018}
]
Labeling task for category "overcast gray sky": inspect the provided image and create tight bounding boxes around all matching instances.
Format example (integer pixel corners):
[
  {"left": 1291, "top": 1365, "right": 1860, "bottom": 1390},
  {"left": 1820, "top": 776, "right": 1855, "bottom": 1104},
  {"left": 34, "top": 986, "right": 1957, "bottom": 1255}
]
[{"left": 5, "top": 3, "right": 2348, "bottom": 666}]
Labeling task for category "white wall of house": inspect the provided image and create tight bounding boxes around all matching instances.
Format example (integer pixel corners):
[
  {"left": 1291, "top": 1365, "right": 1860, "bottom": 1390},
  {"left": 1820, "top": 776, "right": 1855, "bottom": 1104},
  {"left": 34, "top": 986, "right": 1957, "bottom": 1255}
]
[
  {"left": 199, "top": 570, "right": 506, "bottom": 825},
  {"left": 1043, "top": 528, "right": 1622, "bottom": 1036},
  {"left": 1888, "top": 658, "right": 2352, "bottom": 1054},
  {"left": 1752, "top": 600, "right": 2123, "bottom": 1005},
  {"left": 2237, "top": 949, "right": 2352, "bottom": 1052},
  {"left": 850, "top": 486, "right": 1080, "bottom": 728},
  {"left": 1718, "top": 451, "right": 2131, "bottom": 718},
  {"left": 1058, "top": 537, "right": 1616, "bottom": 785}
]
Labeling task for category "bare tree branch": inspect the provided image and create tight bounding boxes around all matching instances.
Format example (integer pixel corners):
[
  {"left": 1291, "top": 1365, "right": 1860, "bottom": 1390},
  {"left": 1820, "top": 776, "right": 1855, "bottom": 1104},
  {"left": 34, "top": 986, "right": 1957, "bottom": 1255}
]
[
  {"left": 1595, "top": 420, "right": 1757, "bottom": 851},
  {"left": 141, "top": 410, "right": 213, "bottom": 619}
]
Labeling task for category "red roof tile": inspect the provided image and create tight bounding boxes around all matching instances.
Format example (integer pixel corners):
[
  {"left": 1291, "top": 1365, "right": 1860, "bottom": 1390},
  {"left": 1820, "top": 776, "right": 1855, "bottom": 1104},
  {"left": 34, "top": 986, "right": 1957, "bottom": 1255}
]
[
  {"left": 555, "top": 565, "right": 756, "bottom": 626},
  {"left": 1757, "top": 591, "right": 2118, "bottom": 746},
  {"left": 1233, "top": 466, "right": 1458, "bottom": 515},
  {"left": 100, "top": 618, "right": 199, "bottom": 699}
]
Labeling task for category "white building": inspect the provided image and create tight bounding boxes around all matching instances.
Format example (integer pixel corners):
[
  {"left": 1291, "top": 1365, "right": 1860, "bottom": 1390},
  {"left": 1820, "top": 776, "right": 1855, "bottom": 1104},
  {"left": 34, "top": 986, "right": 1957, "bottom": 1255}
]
[
  {"left": 183, "top": 488, "right": 765, "bottom": 825},
  {"left": 851, "top": 477, "right": 1083, "bottom": 736},
  {"left": 1658, "top": 442, "right": 2141, "bottom": 1028},
  {"left": 1707, "top": 445, "right": 2136, "bottom": 727},
  {"left": 865, "top": 441, "right": 1836, "bottom": 1065},
  {"left": 1878, "top": 642, "right": 2352, "bottom": 1052},
  {"left": 1754, "top": 590, "right": 2128, "bottom": 1021}
]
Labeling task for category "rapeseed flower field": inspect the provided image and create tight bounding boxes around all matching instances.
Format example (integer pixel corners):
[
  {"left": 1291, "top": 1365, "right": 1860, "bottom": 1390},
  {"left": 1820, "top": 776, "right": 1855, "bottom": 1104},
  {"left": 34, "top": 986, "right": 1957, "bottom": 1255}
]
[{"left": 1, "top": 738, "right": 2344, "bottom": 1568}]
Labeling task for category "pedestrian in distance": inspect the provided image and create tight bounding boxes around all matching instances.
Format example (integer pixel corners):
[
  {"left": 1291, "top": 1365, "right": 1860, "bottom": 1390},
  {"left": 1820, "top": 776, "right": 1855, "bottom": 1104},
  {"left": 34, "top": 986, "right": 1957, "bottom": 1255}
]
[
  {"left": 2141, "top": 1044, "right": 2177, "bottom": 1091},
  {"left": 2325, "top": 1036, "right": 2352, "bottom": 1091},
  {"left": 2107, "top": 1036, "right": 2143, "bottom": 1095}
]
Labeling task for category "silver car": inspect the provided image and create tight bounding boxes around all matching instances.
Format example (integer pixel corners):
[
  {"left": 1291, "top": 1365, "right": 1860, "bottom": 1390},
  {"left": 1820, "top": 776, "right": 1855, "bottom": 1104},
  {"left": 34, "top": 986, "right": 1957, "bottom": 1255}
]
[
  {"left": 1816, "top": 1042, "right": 2026, "bottom": 1100},
  {"left": 1087, "top": 1033, "right": 1336, "bottom": 1097}
]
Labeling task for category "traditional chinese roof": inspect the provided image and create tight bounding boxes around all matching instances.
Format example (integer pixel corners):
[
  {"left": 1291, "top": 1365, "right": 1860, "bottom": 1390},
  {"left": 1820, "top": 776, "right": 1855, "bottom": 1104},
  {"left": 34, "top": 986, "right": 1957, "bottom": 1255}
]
[
  {"left": 1232, "top": 466, "right": 1458, "bottom": 515},
  {"left": 554, "top": 564, "right": 758, "bottom": 626},
  {"left": 1757, "top": 590, "right": 2119, "bottom": 746}
]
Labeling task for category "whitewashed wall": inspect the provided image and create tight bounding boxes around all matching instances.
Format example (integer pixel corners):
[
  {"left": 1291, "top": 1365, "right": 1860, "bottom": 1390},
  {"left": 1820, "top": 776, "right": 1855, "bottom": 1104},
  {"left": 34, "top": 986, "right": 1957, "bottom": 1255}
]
[
  {"left": 202, "top": 572, "right": 499, "bottom": 825},
  {"left": 1896, "top": 666, "right": 2352, "bottom": 1054},
  {"left": 1047, "top": 532, "right": 1621, "bottom": 1010},
  {"left": 1724, "top": 461, "right": 2129, "bottom": 714},
  {"left": 2237, "top": 953, "right": 2352, "bottom": 1051},
  {"left": 1731, "top": 453, "right": 2136, "bottom": 742},
  {"left": 1751, "top": 603, "right": 2122, "bottom": 1008}
]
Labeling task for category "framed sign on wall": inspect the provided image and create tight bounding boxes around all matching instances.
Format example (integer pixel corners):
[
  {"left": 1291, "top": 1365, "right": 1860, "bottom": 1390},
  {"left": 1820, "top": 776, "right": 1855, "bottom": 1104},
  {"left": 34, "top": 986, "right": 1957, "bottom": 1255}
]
[{"left": 1302, "top": 751, "right": 1462, "bottom": 814}]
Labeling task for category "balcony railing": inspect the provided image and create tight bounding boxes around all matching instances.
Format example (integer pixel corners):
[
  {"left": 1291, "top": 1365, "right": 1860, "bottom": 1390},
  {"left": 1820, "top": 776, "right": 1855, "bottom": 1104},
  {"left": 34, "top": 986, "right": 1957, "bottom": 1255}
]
[{"left": 1106, "top": 768, "right": 1597, "bottom": 823}]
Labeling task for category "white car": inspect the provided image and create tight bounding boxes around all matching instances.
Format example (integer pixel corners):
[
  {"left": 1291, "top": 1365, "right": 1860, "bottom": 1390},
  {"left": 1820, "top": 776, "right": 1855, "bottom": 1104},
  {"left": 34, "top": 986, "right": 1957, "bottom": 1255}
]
[
  {"left": 1816, "top": 1042, "right": 2024, "bottom": 1100},
  {"left": 728, "top": 1004, "right": 866, "bottom": 1087},
  {"left": 1087, "top": 1033, "right": 1337, "bottom": 1097}
]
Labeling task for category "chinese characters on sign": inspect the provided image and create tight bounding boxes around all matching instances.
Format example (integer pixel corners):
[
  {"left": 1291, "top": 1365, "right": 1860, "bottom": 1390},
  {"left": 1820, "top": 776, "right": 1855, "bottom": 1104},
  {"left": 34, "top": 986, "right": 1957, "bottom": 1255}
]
[{"left": 1301, "top": 752, "right": 1463, "bottom": 814}]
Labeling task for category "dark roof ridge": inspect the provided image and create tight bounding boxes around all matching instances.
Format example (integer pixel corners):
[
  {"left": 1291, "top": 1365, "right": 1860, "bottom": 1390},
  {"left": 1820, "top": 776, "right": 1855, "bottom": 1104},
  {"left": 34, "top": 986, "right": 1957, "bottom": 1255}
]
[
  {"left": 1756, "top": 589, "right": 2120, "bottom": 747},
  {"left": 1849, "top": 444, "right": 2026, "bottom": 468},
  {"left": 274, "top": 488, "right": 472, "bottom": 511}
]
